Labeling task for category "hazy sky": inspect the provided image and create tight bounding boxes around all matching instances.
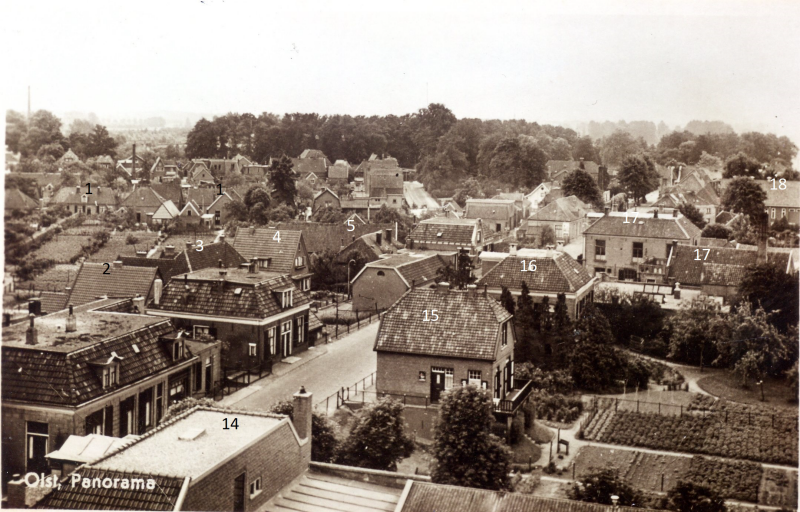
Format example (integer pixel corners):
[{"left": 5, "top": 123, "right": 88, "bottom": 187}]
[{"left": 3, "top": 0, "right": 800, "bottom": 142}]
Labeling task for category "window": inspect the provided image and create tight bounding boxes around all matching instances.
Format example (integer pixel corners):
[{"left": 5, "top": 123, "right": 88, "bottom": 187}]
[
  {"left": 249, "top": 477, "right": 262, "bottom": 498},
  {"left": 418, "top": 371, "right": 426, "bottom": 381},
  {"left": 296, "top": 316, "right": 305, "bottom": 345},
  {"left": 26, "top": 421, "right": 49, "bottom": 473},
  {"left": 173, "top": 341, "right": 184, "bottom": 360},
  {"left": 782, "top": 208, "right": 787, "bottom": 218},
  {"left": 595, "top": 239, "right": 606, "bottom": 260},
  {"left": 102, "top": 364, "right": 119, "bottom": 388},
  {"left": 501, "top": 322, "right": 508, "bottom": 347},
  {"left": 376, "top": 270, "right": 385, "bottom": 276},
  {"left": 155, "top": 384, "right": 163, "bottom": 425},
  {"left": 259, "top": 259, "right": 269, "bottom": 269},
  {"left": 267, "top": 327, "right": 276, "bottom": 357},
  {"left": 194, "top": 325, "right": 210, "bottom": 338},
  {"left": 248, "top": 343, "right": 257, "bottom": 357},
  {"left": 302, "top": 278, "right": 310, "bottom": 291},
  {"left": 295, "top": 256, "right": 305, "bottom": 268},
  {"left": 281, "top": 290, "right": 293, "bottom": 308},
  {"left": 468, "top": 370, "right": 482, "bottom": 386},
  {"left": 632, "top": 242, "right": 644, "bottom": 259},
  {"left": 444, "top": 368, "right": 454, "bottom": 389},
  {"left": 771, "top": 208, "right": 776, "bottom": 219}
]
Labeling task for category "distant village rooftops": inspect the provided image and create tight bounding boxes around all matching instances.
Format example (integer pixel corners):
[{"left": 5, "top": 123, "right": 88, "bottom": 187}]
[
  {"left": 584, "top": 211, "right": 701, "bottom": 240},
  {"left": 478, "top": 252, "right": 593, "bottom": 294}
]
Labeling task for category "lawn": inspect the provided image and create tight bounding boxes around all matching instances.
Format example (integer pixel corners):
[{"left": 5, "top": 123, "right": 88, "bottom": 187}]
[
  {"left": 397, "top": 444, "right": 432, "bottom": 476},
  {"left": 29, "top": 235, "right": 91, "bottom": 263},
  {"left": 527, "top": 422, "right": 554, "bottom": 443},
  {"left": 571, "top": 446, "right": 690, "bottom": 493},
  {"left": 511, "top": 435, "right": 542, "bottom": 465},
  {"left": 697, "top": 373, "right": 798, "bottom": 411}
]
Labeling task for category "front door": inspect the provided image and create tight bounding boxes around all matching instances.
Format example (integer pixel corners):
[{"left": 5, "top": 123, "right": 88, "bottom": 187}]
[
  {"left": 281, "top": 321, "right": 292, "bottom": 358},
  {"left": 233, "top": 473, "right": 245, "bottom": 512},
  {"left": 26, "top": 422, "right": 49, "bottom": 474},
  {"left": 430, "top": 369, "right": 446, "bottom": 402}
]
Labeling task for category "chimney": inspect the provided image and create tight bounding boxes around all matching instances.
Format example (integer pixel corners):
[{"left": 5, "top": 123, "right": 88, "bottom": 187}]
[
  {"left": 604, "top": 207, "right": 609, "bottom": 216},
  {"left": 653, "top": 210, "right": 658, "bottom": 219},
  {"left": 25, "top": 314, "right": 37, "bottom": 345},
  {"left": 6, "top": 476, "right": 29, "bottom": 510},
  {"left": 154, "top": 278, "right": 163, "bottom": 305},
  {"left": 28, "top": 298, "right": 42, "bottom": 316},
  {"left": 186, "top": 241, "right": 193, "bottom": 250},
  {"left": 219, "top": 234, "right": 225, "bottom": 243},
  {"left": 509, "top": 243, "right": 518, "bottom": 256},
  {"left": 218, "top": 258, "right": 223, "bottom": 269},
  {"left": 133, "top": 295, "right": 145, "bottom": 315},
  {"left": 249, "top": 257, "right": 258, "bottom": 274},
  {"left": 673, "top": 282, "right": 681, "bottom": 300},
  {"left": 76, "top": 185, "right": 81, "bottom": 194},
  {"left": 436, "top": 282, "right": 450, "bottom": 294},
  {"left": 66, "top": 304, "right": 77, "bottom": 332},
  {"left": 376, "top": 231, "right": 382, "bottom": 245},
  {"left": 164, "top": 245, "right": 175, "bottom": 257},
  {"left": 113, "top": 260, "right": 122, "bottom": 268},
  {"left": 293, "top": 386, "right": 313, "bottom": 441},
  {"left": 672, "top": 209, "right": 678, "bottom": 218},
  {"left": 467, "top": 284, "right": 477, "bottom": 296},
  {"left": 483, "top": 284, "right": 488, "bottom": 297},
  {"left": 385, "top": 229, "right": 392, "bottom": 244}
]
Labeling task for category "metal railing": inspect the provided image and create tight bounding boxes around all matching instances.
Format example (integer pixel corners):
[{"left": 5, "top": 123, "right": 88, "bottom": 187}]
[{"left": 495, "top": 378, "right": 533, "bottom": 414}]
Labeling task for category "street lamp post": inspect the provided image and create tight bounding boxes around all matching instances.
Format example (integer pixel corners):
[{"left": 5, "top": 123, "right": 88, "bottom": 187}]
[
  {"left": 757, "top": 380, "right": 764, "bottom": 401},
  {"left": 347, "top": 259, "right": 356, "bottom": 299}
]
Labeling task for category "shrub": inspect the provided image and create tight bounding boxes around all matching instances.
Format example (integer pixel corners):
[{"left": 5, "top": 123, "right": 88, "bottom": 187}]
[
  {"left": 336, "top": 397, "right": 414, "bottom": 471},
  {"left": 270, "top": 399, "right": 339, "bottom": 463}
]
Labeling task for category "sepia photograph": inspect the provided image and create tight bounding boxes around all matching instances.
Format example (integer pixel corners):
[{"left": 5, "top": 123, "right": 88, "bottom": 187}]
[{"left": 1, "top": 1, "right": 799, "bottom": 510}]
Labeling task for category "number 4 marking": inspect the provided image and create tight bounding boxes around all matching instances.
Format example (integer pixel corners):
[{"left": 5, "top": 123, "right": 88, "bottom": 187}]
[
  {"left": 694, "top": 249, "right": 710, "bottom": 261},
  {"left": 273, "top": 231, "right": 281, "bottom": 242}
]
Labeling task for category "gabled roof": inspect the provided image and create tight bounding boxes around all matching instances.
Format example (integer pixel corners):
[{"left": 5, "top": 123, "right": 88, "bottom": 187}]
[
  {"left": 151, "top": 182, "right": 182, "bottom": 205},
  {"left": 715, "top": 211, "right": 736, "bottom": 224},
  {"left": 313, "top": 187, "right": 339, "bottom": 200},
  {"left": 231, "top": 227, "right": 304, "bottom": 273},
  {"left": 121, "top": 186, "right": 166, "bottom": 208},
  {"left": 547, "top": 159, "right": 601, "bottom": 177},
  {"left": 152, "top": 200, "right": 181, "bottom": 220},
  {"left": 5, "top": 188, "right": 39, "bottom": 210},
  {"left": 95, "top": 155, "right": 115, "bottom": 164},
  {"left": 328, "top": 160, "right": 350, "bottom": 179},
  {"left": 185, "top": 187, "right": 219, "bottom": 210},
  {"left": 354, "top": 253, "right": 450, "bottom": 286},
  {"left": 68, "top": 262, "right": 159, "bottom": 307},
  {"left": 149, "top": 270, "right": 309, "bottom": 319},
  {"left": 179, "top": 200, "right": 201, "bottom": 217},
  {"left": 583, "top": 213, "right": 701, "bottom": 240},
  {"left": 410, "top": 218, "right": 479, "bottom": 246},
  {"left": 667, "top": 245, "right": 759, "bottom": 286},
  {"left": 478, "top": 252, "right": 593, "bottom": 293},
  {"left": 58, "top": 148, "right": 80, "bottom": 163},
  {"left": 375, "top": 287, "right": 511, "bottom": 360},
  {"left": 39, "top": 291, "right": 69, "bottom": 314},
  {"left": 121, "top": 241, "right": 245, "bottom": 283},
  {"left": 34, "top": 467, "right": 187, "bottom": 511},
  {"left": 271, "top": 221, "right": 394, "bottom": 254},
  {"left": 337, "top": 231, "right": 395, "bottom": 263},
  {"left": 528, "top": 195, "right": 588, "bottom": 222},
  {"left": 291, "top": 158, "right": 327, "bottom": 179},
  {"left": 300, "top": 149, "right": 330, "bottom": 161},
  {"left": 54, "top": 186, "right": 117, "bottom": 206}
]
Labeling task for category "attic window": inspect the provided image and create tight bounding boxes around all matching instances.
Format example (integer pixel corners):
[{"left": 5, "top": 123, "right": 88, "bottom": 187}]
[
  {"left": 259, "top": 259, "right": 270, "bottom": 269},
  {"left": 102, "top": 364, "right": 119, "bottom": 388},
  {"left": 281, "top": 290, "right": 293, "bottom": 308},
  {"left": 173, "top": 340, "right": 185, "bottom": 361},
  {"left": 234, "top": 287, "right": 243, "bottom": 296},
  {"left": 132, "top": 344, "right": 140, "bottom": 354}
]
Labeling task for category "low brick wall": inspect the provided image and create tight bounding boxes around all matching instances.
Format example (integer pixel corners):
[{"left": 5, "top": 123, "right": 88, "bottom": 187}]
[{"left": 309, "top": 462, "right": 430, "bottom": 489}]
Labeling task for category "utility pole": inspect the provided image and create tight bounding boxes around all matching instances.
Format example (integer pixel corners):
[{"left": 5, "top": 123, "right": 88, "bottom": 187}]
[{"left": 132, "top": 143, "right": 136, "bottom": 180}]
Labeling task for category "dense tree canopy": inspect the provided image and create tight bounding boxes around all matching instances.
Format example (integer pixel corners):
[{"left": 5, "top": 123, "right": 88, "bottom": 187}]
[
  {"left": 562, "top": 169, "right": 602, "bottom": 206},
  {"left": 721, "top": 177, "right": 767, "bottom": 222},
  {"left": 336, "top": 397, "right": 414, "bottom": 471},
  {"left": 618, "top": 154, "right": 659, "bottom": 205}
]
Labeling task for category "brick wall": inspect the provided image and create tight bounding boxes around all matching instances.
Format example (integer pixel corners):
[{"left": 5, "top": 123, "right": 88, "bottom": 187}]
[
  {"left": 377, "top": 353, "right": 493, "bottom": 398},
  {"left": 586, "top": 234, "right": 695, "bottom": 279},
  {"left": 182, "top": 421, "right": 310, "bottom": 512}
]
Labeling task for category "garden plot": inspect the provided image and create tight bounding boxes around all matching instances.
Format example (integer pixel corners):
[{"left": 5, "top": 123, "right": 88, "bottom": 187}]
[
  {"left": 19, "top": 264, "right": 79, "bottom": 291},
  {"left": 686, "top": 456, "right": 762, "bottom": 503},
  {"left": 572, "top": 446, "right": 690, "bottom": 493},
  {"left": 30, "top": 235, "right": 92, "bottom": 263},
  {"left": 759, "top": 468, "right": 798, "bottom": 509},
  {"left": 87, "top": 234, "right": 159, "bottom": 263}
]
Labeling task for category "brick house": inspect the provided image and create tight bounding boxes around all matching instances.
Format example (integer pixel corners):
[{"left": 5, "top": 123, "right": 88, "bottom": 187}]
[
  {"left": 205, "top": 191, "right": 242, "bottom": 229},
  {"left": 29, "top": 391, "right": 312, "bottom": 512},
  {"left": 375, "top": 285, "right": 528, "bottom": 415},
  {"left": 583, "top": 211, "right": 702, "bottom": 281},
  {"left": 465, "top": 199, "right": 519, "bottom": 232},
  {"left": 312, "top": 187, "right": 340, "bottom": 213},
  {"left": 477, "top": 248, "right": 596, "bottom": 320},
  {"left": 232, "top": 227, "right": 313, "bottom": 292},
  {"left": 518, "top": 195, "right": 590, "bottom": 245},
  {"left": 55, "top": 185, "right": 117, "bottom": 215},
  {"left": 67, "top": 261, "right": 163, "bottom": 307},
  {"left": 120, "top": 239, "right": 246, "bottom": 283},
  {"left": 350, "top": 252, "right": 454, "bottom": 312},
  {"left": 408, "top": 217, "right": 487, "bottom": 256},
  {"left": 120, "top": 186, "right": 167, "bottom": 224},
  {"left": 146, "top": 265, "right": 324, "bottom": 369},
  {"left": 1, "top": 299, "right": 221, "bottom": 483}
]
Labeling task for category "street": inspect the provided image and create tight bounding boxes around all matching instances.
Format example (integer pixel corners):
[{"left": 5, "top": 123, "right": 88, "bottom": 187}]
[{"left": 223, "top": 322, "right": 379, "bottom": 412}]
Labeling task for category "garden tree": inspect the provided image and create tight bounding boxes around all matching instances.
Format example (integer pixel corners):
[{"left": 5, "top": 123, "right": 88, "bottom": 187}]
[
  {"left": 435, "top": 251, "right": 476, "bottom": 289},
  {"left": 185, "top": 118, "right": 221, "bottom": 158},
  {"left": 739, "top": 131, "right": 799, "bottom": 164},
  {"left": 37, "top": 142, "right": 66, "bottom": 161},
  {"left": 572, "top": 135, "right": 600, "bottom": 162},
  {"left": 453, "top": 177, "right": 483, "bottom": 207},
  {"left": 372, "top": 205, "right": 414, "bottom": 243},
  {"left": 678, "top": 203, "right": 707, "bottom": 229},
  {"left": 514, "top": 282, "right": 537, "bottom": 363},
  {"left": 68, "top": 119, "right": 94, "bottom": 136},
  {"left": 787, "top": 361, "right": 799, "bottom": 397},
  {"left": 295, "top": 180, "right": 315, "bottom": 209},
  {"left": 67, "top": 131, "right": 90, "bottom": 159},
  {"left": 618, "top": 154, "right": 659, "bottom": 205},
  {"left": 430, "top": 386, "right": 511, "bottom": 490},
  {"left": 572, "top": 303, "right": 614, "bottom": 345},
  {"left": 311, "top": 206, "right": 345, "bottom": 223},
  {"left": 716, "top": 302, "right": 793, "bottom": 377},
  {"left": 86, "top": 125, "right": 118, "bottom": 158},
  {"left": 243, "top": 185, "right": 271, "bottom": 210},
  {"left": 568, "top": 468, "right": 642, "bottom": 506},
  {"left": 562, "top": 169, "right": 602, "bottom": 207},
  {"left": 413, "top": 103, "right": 458, "bottom": 159},
  {"left": 665, "top": 302, "right": 724, "bottom": 366},
  {"left": 485, "top": 135, "right": 547, "bottom": 189},
  {"left": 599, "top": 130, "right": 645, "bottom": 167},
  {"left": 336, "top": 397, "right": 414, "bottom": 471},
  {"left": 5, "top": 110, "right": 27, "bottom": 154},
  {"left": 269, "top": 155, "right": 298, "bottom": 209},
  {"left": 700, "top": 223, "right": 732, "bottom": 240},
  {"left": 724, "top": 152, "right": 762, "bottom": 178},
  {"left": 569, "top": 306, "right": 628, "bottom": 390},
  {"left": 598, "top": 293, "right": 665, "bottom": 347},
  {"left": 737, "top": 262, "right": 800, "bottom": 334},
  {"left": 697, "top": 151, "right": 723, "bottom": 171},
  {"left": 21, "top": 110, "right": 65, "bottom": 157},
  {"left": 309, "top": 249, "right": 347, "bottom": 290},
  {"left": 666, "top": 481, "right": 726, "bottom": 512},
  {"left": 500, "top": 287, "right": 515, "bottom": 315},
  {"left": 733, "top": 350, "right": 763, "bottom": 387},
  {"left": 5, "top": 175, "right": 39, "bottom": 199},
  {"left": 417, "top": 132, "right": 469, "bottom": 196},
  {"left": 268, "top": 203, "right": 296, "bottom": 222},
  {"left": 552, "top": 294, "right": 571, "bottom": 333},
  {"left": 539, "top": 225, "right": 556, "bottom": 248},
  {"left": 269, "top": 400, "right": 339, "bottom": 463},
  {"left": 548, "top": 137, "right": 573, "bottom": 160},
  {"left": 721, "top": 177, "right": 768, "bottom": 223}
]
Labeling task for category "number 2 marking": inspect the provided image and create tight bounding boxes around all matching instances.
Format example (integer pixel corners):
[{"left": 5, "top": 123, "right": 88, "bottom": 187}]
[{"left": 103, "top": 263, "right": 110, "bottom": 274}]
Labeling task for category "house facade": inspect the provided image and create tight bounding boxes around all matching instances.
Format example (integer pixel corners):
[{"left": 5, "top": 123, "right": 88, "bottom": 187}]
[
  {"left": 232, "top": 227, "right": 313, "bottom": 291},
  {"left": 1, "top": 299, "right": 221, "bottom": 483},
  {"left": 120, "top": 186, "right": 167, "bottom": 224},
  {"left": 312, "top": 188, "right": 340, "bottom": 213},
  {"left": 519, "top": 195, "right": 589, "bottom": 245},
  {"left": 464, "top": 199, "right": 519, "bottom": 232},
  {"left": 55, "top": 185, "right": 117, "bottom": 215},
  {"left": 407, "top": 217, "right": 486, "bottom": 255},
  {"left": 583, "top": 211, "right": 702, "bottom": 281}
]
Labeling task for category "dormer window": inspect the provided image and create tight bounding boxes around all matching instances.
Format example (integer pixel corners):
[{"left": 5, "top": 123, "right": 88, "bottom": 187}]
[
  {"left": 173, "top": 340, "right": 185, "bottom": 360},
  {"left": 295, "top": 256, "right": 305, "bottom": 268},
  {"left": 102, "top": 365, "right": 119, "bottom": 388},
  {"left": 281, "top": 290, "right": 293, "bottom": 308}
]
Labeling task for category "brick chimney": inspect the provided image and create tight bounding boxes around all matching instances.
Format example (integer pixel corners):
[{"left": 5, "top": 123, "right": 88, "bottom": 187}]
[
  {"left": 154, "top": 278, "right": 163, "bottom": 305},
  {"left": 467, "top": 284, "right": 477, "bottom": 296},
  {"left": 673, "top": 209, "right": 678, "bottom": 218},
  {"left": 436, "top": 282, "right": 450, "bottom": 294},
  {"left": 28, "top": 298, "right": 41, "bottom": 316},
  {"left": 376, "top": 231, "right": 382, "bottom": 245},
  {"left": 293, "top": 386, "right": 313, "bottom": 441},
  {"left": 249, "top": 258, "right": 258, "bottom": 274},
  {"left": 653, "top": 210, "right": 658, "bottom": 219},
  {"left": 66, "top": 304, "right": 77, "bottom": 332},
  {"left": 186, "top": 241, "right": 193, "bottom": 251},
  {"left": 164, "top": 245, "right": 175, "bottom": 257},
  {"left": 25, "top": 314, "right": 37, "bottom": 345},
  {"left": 509, "top": 243, "right": 518, "bottom": 256}
]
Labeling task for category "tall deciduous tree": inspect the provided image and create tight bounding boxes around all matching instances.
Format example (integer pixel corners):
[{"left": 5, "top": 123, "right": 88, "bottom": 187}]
[
  {"left": 431, "top": 386, "right": 511, "bottom": 490},
  {"left": 185, "top": 118, "right": 220, "bottom": 158},
  {"left": 721, "top": 176, "right": 767, "bottom": 222},
  {"left": 667, "top": 481, "right": 726, "bottom": 512},
  {"left": 618, "top": 154, "right": 658, "bottom": 205},
  {"left": 562, "top": 169, "right": 602, "bottom": 206},
  {"left": 724, "top": 152, "right": 762, "bottom": 178},
  {"left": 336, "top": 397, "right": 414, "bottom": 471},
  {"left": 737, "top": 262, "right": 800, "bottom": 335},
  {"left": 269, "top": 155, "right": 298, "bottom": 209},
  {"left": 678, "top": 203, "right": 707, "bottom": 229},
  {"left": 21, "top": 110, "right": 65, "bottom": 157},
  {"left": 87, "top": 125, "right": 118, "bottom": 158}
]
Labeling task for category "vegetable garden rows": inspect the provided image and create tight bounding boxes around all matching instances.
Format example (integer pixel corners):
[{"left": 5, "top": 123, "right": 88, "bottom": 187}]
[{"left": 583, "top": 407, "right": 797, "bottom": 465}]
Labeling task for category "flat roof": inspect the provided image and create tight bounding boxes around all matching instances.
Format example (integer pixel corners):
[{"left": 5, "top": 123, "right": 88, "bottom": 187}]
[
  {"left": 2, "top": 299, "right": 164, "bottom": 353},
  {"left": 176, "top": 267, "right": 286, "bottom": 284},
  {"left": 366, "top": 252, "right": 449, "bottom": 268},
  {"left": 91, "top": 408, "right": 285, "bottom": 480}
]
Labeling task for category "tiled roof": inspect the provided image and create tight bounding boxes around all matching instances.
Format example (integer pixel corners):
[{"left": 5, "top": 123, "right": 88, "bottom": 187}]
[
  {"left": 54, "top": 186, "right": 117, "bottom": 206},
  {"left": 120, "top": 241, "right": 244, "bottom": 283},
  {"left": 465, "top": 199, "right": 516, "bottom": 221},
  {"left": 399, "top": 480, "right": 659, "bottom": 512},
  {"left": 308, "top": 311, "right": 324, "bottom": 332},
  {"left": 715, "top": 211, "right": 735, "bottom": 224},
  {"left": 272, "top": 222, "right": 395, "bottom": 254},
  {"left": 762, "top": 180, "right": 800, "bottom": 207},
  {"left": 300, "top": 149, "right": 329, "bottom": 161},
  {"left": 2, "top": 311, "right": 179, "bottom": 406},
  {"left": 667, "top": 245, "right": 758, "bottom": 287},
  {"left": 121, "top": 187, "right": 166, "bottom": 208},
  {"left": 5, "top": 188, "right": 39, "bottom": 209},
  {"left": 583, "top": 213, "right": 701, "bottom": 240},
  {"left": 151, "top": 182, "right": 182, "bottom": 204},
  {"left": 478, "top": 252, "right": 593, "bottom": 293},
  {"left": 185, "top": 187, "right": 219, "bottom": 210},
  {"left": 149, "top": 270, "right": 309, "bottom": 319},
  {"left": 375, "top": 287, "right": 511, "bottom": 360},
  {"left": 528, "top": 195, "right": 588, "bottom": 222},
  {"left": 39, "top": 291, "right": 69, "bottom": 314},
  {"left": 357, "top": 253, "right": 451, "bottom": 286},
  {"left": 68, "top": 262, "right": 158, "bottom": 307},
  {"left": 231, "top": 227, "right": 303, "bottom": 273},
  {"left": 698, "top": 237, "right": 730, "bottom": 247},
  {"left": 336, "top": 232, "right": 394, "bottom": 263},
  {"left": 328, "top": 161, "right": 350, "bottom": 179},
  {"left": 269, "top": 470, "right": 402, "bottom": 512},
  {"left": 34, "top": 467, "right": 187, "bottom": 511},
  {"left": 410, "top": 218, "right": 478, "bottom": 246},
  {"left": 292, "top": 158, "right": 327, "bottom": 179}
]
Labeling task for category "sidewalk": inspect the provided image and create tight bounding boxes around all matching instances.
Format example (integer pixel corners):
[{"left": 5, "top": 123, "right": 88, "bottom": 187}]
[{"left": 220, "top": 344, "right": 329, "bottom": 406}]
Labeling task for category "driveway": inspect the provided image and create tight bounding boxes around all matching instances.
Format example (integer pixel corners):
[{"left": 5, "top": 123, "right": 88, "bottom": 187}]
[{"left": 223, "top": 323, "right": 379, "bottom": 413}]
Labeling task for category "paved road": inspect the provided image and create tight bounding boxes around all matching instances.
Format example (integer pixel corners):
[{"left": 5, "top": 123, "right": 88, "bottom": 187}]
[{"left": 226, "top": 323, "right": 379, "bottom": 413}]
